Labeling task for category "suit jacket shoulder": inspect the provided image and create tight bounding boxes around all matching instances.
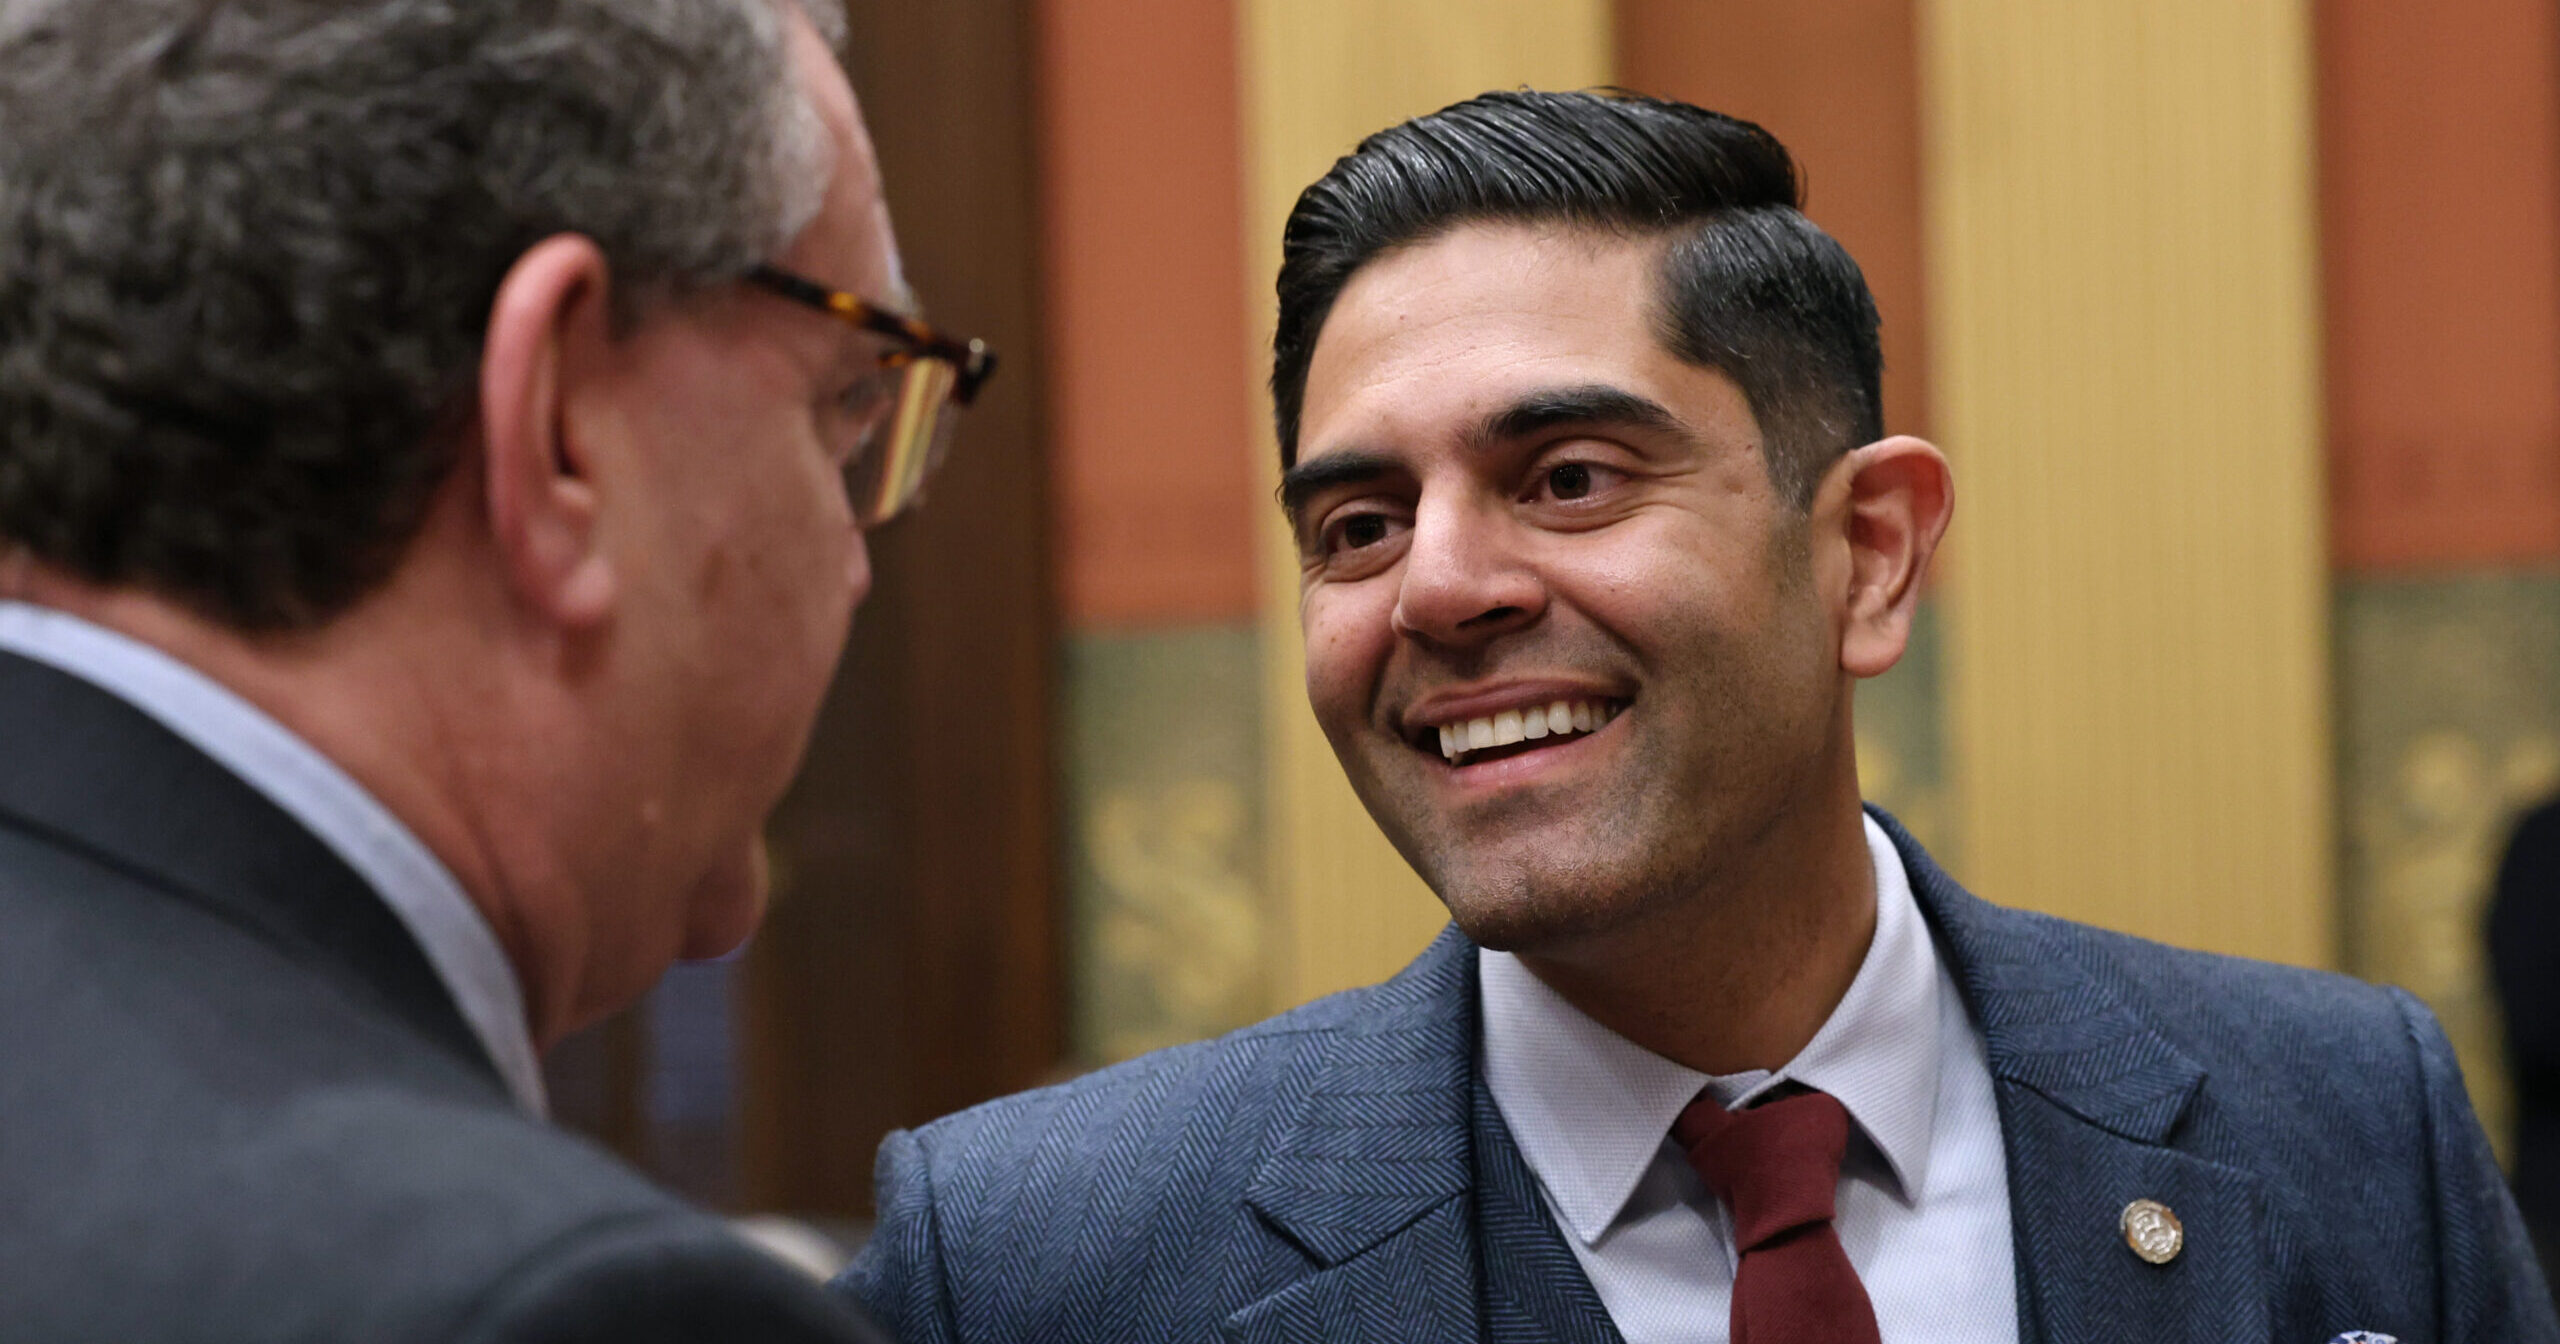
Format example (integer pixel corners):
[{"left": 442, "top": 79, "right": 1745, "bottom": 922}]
[
  {"left": 845, "top": 806, "right": 2557, "bottom": 1344},
  {"left": 845, "top": 935, "right": 1490, "bottom": 1343},
  {"left": 0, "top": 652, "right": 882, "bottom": 1344},
  {"left": 1886, "top": 809, "right": 2554, "bottom": 1342},
  {"left": 1936, "top": 874, "right": 2418, "bottom": 1135}
]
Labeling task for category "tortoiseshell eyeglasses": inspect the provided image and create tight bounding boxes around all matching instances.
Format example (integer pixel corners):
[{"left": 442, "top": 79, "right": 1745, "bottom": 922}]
[{"left": 745, "top": 262, "right": 997, "bottom": 528}]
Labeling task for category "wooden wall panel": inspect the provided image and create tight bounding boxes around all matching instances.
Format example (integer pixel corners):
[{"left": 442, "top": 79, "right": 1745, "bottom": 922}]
[
  {"left": 1243, "top": 0, "right": 1614, "bottom": 1008},
  {"left": 1037, "top": 0, "right": 1260, "bottom": 628},
  {"left": 1615, "top": 0, "right": 1931, "bottom": 440},
  {"left": 1923, "top": 0, "right": 2334, "bottom": 967},
  {"left": 742, "top": 1, "right": 1062, "bottom": 1218},
  {"left": 2319, "top": 0, "right": 2560, "bottom": 571}
]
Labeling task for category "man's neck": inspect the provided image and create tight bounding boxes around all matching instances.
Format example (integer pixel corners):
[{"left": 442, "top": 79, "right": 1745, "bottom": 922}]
[
  {"left": 0, "top": 561, "right": 593, "bottom": 1043},
  {"left": 1514, "top": 798, "right": 1880, "bottom": 1077}
]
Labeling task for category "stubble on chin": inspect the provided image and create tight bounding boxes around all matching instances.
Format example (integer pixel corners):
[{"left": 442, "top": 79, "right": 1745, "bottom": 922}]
[
  {"left": 1428, "top": 835, "right": 1725, "bottom": 962},
  {"left": 1395, "top": 768, "right": 1724, "bottom": 962}
]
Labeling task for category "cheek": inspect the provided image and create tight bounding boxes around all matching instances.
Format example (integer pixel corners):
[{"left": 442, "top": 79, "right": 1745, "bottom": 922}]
[
  {"left": 1299, "top": 586, "right": 1396, "bottom": 723},
  {"left": 1548, "top": 533, "right": 1719, "bottom": 654},
  {"left": 697, "top": 423, "right": 861, "bottom": 679},
  {"left": 770, "top": 497, "right": 859, "bottom": 666},
  {"left": 748, "top": 413, "right": 857, "bottom": 571}
]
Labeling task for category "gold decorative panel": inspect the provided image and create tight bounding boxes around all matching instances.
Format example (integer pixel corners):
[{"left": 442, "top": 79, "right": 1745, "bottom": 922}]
[
  {"left": 2337, "top": 575, "right": 2560, "bottom": 1160},
  {"left": 1064, "top": 629, "right": 1269, "bottom": 1062}
]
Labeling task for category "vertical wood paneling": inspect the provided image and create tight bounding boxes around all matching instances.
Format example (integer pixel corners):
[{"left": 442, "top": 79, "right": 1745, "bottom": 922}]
[
  {"left": 1922, "top": 0, "right": 2333, "bottom": 965},
  {"left": 1037, "top": 0, "right": 1261, "bottom": 628},
  {"left": 742, "top": 2, "right": 1061, "bottom": 1217},
  {"left": 1240, "top": 0, "right": 1614, "bottom": 1008},
  {"left": 2319, "top": 0, "right": 2560, "bottom": 572}
]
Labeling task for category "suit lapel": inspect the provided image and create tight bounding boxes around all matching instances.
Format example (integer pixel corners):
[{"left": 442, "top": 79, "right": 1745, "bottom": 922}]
[
  {"left": 1998, "top": 1087, "right": 2270, "bottom": 1342},
  {"left": 1223, "top": 926, "right": 1627, "bottom": 1344},
  {"left": 1221, "top": 1198, "right": 1481, "bottom": 1344},
  {"left": 1472, "top": 1067, "right": 1626, "bottom": 1344},
  {"left": 1225, "top": 928, "right": 1483, "bottom": 1343},
  {"left": 1227, "top": 810, "right": 2277, "bottom": 1341},
  {"left": 1876, "top": 808, "right": 2271, "bottom": 1343},
  {"left": 0, "top": 650, "right": 492, "bottom": 1080}
]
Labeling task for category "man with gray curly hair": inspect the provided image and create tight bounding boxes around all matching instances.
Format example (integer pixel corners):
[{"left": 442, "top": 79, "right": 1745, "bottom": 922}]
[{"left": 0, "top": 1, "right": 985, "bottom": 1339}]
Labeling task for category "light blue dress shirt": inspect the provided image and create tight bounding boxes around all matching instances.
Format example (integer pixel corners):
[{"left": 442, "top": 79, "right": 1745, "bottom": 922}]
[
  {"left": 0, "top": 600, "right": 547, "bottom": 1115},
  {"left": 1479, "top": 814, "right": 2015, "bottom": 1343}
]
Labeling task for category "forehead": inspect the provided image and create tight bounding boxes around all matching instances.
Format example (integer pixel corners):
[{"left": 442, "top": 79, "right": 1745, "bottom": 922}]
[
  {"left": 1296, "top": 223, "right": 1740, "bottom": 462},
  {"left": 775, "top": 10, "right": 904, "bottom": 307}
]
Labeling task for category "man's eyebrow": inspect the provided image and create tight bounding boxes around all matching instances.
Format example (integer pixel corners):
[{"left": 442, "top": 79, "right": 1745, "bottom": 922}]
[
  {"left": 1473, "top": 383, "right": 1693, "bottom": 450},
  {"left": 1277, "top": 385, "right": 1685, "bottom": 518},
  {"left": 1277, "top": 450, "right": 1399, "bottom": 519}
]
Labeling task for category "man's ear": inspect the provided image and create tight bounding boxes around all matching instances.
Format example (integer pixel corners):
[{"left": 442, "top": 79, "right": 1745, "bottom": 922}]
[
  {"left": 478, "top": 233, "right": 619, "bottom": 630},
  {"left": 1828, "top": 435, "right": 1952, "bottom": 679}
]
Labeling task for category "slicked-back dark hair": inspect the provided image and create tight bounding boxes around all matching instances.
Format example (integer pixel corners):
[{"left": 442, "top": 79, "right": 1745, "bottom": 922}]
[{"left": 1271, "top": 89, "right": 1883, "bottom": 508}]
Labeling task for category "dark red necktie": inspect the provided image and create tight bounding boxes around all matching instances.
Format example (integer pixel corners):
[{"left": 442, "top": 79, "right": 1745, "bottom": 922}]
[{"left": 1673, "top": 1087, "right": 1882, "bottom": 1344}]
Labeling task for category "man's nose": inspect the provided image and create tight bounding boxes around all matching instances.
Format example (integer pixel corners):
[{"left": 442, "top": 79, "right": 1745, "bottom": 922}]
[
  {"left": 846, "top": 525, "right": 873, "bottom": 610},
  {"left": 1390, "top": 498, "right": 1544, "bottom": 646}
]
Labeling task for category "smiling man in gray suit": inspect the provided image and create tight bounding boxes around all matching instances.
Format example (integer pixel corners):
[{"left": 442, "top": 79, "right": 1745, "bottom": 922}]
[
  {"left": 0, "top": 2, "right": 997, "bottom": 1340},
  {"left": 846, "top": 91, "right": 2553, "bottom": 1343}
]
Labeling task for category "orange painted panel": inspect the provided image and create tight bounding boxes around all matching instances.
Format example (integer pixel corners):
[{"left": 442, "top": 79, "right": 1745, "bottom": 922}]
[
  {"left": 1614, "top": 0, "right": 1930, "bottom": 442},
  {"left": 1033, "top": 0, "right": 1260, "bottom": 627},
  {"left": 2320, "top": 0, "right": 2560, "bottom": 570}
]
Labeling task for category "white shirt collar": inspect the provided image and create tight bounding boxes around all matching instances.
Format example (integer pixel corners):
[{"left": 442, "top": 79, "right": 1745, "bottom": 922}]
[
  {"left": 0, "top": 601, "right": 547, "bottom": 1115},
  {"left": 1479, "top": 813, "right": 1942, "bottom": 1246}
]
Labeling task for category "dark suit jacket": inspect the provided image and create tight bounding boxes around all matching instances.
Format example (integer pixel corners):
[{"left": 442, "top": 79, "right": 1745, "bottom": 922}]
[
  {"left": 845, "top": 810, "right": 2557, "bottom": 1343},
  {"left": 0, "top": 651, "right": 886, "bottom": 1343},
  {"left": 2492, "top": 797, "right": 2560, "bottom": 1235}
]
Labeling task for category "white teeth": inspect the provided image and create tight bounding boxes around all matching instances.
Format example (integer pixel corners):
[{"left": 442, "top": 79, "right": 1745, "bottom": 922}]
[{"left": 1431, "top": 698, "right": 1620, "bottom": 763}]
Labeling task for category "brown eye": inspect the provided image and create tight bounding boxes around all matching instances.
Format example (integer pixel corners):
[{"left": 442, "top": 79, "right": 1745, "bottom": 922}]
[
  {"left": 1305, "top": 505, "right": 1410, "bottom": 575},
  {"left": 1548, "top": 463, "right": 1593, "bottom": 499},
  {"left": 1338, "top": 514, "right": 1390, "bottom": 550}
]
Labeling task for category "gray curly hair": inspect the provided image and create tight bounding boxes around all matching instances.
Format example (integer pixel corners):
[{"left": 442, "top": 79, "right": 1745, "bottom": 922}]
[{"left": 0, "top": 0, "right": 854, "bottom": 629}]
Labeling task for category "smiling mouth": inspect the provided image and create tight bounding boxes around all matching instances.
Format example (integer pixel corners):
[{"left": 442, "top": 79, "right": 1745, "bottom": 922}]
[{"left": 1416, "top": 697, "right": 1624, "bottom": 767}]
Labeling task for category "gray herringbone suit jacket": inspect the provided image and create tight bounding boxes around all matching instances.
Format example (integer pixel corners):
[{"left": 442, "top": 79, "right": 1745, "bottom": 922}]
[{"left": 844, "top": 809, "right": 2557, "bottom": 1342}]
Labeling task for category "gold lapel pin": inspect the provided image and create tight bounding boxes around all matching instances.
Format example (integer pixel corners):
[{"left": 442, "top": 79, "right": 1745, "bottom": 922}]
[{"left": 2120, "top": 1198, "right": 2183, "bottom": 1264}]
